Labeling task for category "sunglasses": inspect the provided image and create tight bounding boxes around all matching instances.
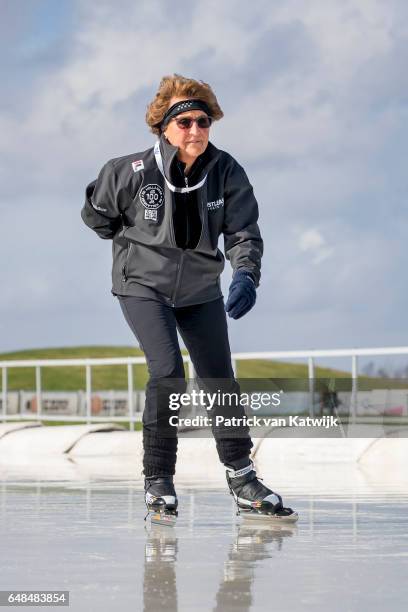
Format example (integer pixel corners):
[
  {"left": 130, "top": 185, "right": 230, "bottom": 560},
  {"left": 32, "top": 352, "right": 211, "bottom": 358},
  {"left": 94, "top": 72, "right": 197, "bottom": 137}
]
[{"left": 172, "top": 115, "right": 213, "bottom": 129}]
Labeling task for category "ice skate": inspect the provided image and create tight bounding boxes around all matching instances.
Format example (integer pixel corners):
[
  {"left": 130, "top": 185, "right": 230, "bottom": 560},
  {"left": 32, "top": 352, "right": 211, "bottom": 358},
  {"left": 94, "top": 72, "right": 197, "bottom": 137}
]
[
  {"left": 144, "top": 476, "right": 178, "bottom": 527},
  {"left": 226, "top": 461, "right": 298, "bottom": 524}
]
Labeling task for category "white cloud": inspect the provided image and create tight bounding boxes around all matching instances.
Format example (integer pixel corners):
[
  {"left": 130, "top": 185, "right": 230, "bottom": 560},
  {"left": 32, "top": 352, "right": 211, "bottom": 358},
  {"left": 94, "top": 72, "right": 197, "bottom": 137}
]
[
  {"left": 298, "top": 228, "right": 325, "bottom": 251},
  {"left": 297, "top": 228, "right": 334, "bottom": 264}
]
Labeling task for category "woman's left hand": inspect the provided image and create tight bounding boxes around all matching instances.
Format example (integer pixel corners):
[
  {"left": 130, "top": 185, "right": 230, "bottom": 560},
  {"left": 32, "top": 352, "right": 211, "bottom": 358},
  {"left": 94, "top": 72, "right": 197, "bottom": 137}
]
[{"left": 225, "top": 270, "right": 257, "bottom": 319}]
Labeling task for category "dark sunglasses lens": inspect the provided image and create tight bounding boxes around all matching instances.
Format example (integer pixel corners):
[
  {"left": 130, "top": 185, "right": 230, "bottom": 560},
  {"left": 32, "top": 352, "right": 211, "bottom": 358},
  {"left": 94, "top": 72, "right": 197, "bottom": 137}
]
[
  {"left": 197, "top": 116, "right": 212, "bottom": 128},
  {"left": 177, "top": 118, "right": 193, "bottom": 129}
]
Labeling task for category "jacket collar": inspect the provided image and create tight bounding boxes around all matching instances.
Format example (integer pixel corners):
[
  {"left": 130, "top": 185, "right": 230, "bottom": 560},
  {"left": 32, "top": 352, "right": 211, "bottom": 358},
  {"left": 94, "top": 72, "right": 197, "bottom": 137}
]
[{"left": 158, "top": 133, "right": 221, "bottom": 181}]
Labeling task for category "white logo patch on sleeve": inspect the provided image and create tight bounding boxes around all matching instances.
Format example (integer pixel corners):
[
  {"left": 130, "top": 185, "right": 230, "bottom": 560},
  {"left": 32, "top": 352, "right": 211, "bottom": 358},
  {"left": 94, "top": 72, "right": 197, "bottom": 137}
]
[{"left": 131, "top": 159, "right": 144, "bottom": 173}]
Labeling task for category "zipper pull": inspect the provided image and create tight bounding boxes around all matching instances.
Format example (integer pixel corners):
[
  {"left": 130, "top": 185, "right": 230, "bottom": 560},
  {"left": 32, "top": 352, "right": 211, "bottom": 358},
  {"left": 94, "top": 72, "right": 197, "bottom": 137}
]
[{"left": 184, "top": 175, "right": 188, "bottom": 188}]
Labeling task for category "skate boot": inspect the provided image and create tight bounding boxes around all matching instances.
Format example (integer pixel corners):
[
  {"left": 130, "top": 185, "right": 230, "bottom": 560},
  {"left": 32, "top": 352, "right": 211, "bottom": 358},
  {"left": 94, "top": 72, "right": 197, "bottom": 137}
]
[
  {"left": 226, "top": 461, "right": 298, "bottom": 523},
  {"left": 144, "top": 476, "right": 178, "bottom": 527}
]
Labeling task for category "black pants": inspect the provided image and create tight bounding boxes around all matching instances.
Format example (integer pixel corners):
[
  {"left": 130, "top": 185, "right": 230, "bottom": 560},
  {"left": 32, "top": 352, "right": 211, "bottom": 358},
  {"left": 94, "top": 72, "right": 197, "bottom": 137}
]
[{"left": 117, "top": 295, "right": 253, "bottom": 477}]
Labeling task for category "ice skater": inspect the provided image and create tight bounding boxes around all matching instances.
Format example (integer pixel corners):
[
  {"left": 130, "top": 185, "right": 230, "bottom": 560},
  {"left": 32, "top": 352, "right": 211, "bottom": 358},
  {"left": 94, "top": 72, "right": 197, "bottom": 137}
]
[{"left": 81, "top": 73, "right": 298, "bottom": 525}]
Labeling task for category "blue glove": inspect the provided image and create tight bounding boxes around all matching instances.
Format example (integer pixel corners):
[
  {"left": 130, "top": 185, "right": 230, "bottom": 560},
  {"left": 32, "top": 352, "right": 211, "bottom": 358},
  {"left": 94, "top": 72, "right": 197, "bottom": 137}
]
[{"left": 225, "top": 270, "right": 256, "bottom": 320}]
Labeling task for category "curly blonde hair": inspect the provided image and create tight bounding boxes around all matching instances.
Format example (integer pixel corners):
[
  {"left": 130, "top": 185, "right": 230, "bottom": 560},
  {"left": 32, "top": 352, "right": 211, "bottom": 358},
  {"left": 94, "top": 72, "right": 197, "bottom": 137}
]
[{"left": 146, "top": 73, "right": 224, "bottom": 136}]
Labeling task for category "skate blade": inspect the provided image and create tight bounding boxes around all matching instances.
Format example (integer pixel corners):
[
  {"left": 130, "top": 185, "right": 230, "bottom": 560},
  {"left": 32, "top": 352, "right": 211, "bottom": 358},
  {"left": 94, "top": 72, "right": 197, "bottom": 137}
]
[
  {"left": 148, "top": 511, "right": 177, "bottom": 527},
  {"left": 240, "top": 510, "right": 299, "bottom": 524}
]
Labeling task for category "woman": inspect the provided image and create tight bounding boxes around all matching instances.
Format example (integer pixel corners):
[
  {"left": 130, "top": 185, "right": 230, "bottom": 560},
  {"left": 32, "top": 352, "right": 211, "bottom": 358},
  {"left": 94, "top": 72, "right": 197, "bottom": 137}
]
[{"left": 81, "top": 74, "right": 297, "bottom": 523}]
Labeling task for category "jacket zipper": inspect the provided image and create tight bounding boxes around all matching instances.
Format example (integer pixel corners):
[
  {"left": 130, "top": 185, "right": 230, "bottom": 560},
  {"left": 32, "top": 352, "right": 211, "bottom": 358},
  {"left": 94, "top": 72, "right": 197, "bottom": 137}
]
[
  {"left": 184, "top": 175, "right": 189, "bottom": 248},
  {"left": 171, "top": 250, "right": 185, "bottom": 306},
  {"left": 170, "top": 173, "right": 188, "bottom": 305},
  {"left": 121, "top": 242, "right": 133, "bottom": 282}
]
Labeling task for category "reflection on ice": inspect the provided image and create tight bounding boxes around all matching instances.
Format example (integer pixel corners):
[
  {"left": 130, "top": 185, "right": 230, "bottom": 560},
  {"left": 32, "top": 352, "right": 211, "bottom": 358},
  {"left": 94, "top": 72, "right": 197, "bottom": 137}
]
[
  {"left": 144, "top": 522, "right": 297, "bottom": 612},
  {"left": 0, "top": 475, "right": 407, "bottom": 612},
  {"left": 144, "top": 526, "right": 179, "bottom": 612},
  {"left": 214, "top": 523, "right": 297, "bottom": 612}
]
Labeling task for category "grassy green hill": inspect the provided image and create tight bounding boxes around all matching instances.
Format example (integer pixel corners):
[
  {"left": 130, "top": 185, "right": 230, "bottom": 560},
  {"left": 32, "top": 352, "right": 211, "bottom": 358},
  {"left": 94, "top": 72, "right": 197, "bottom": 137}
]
[
  {"left": 0, "top": 346, "right": 149, "bottom": 391},
  {"left": 0, "top": 345, "right": 354, "bottom": 391}
]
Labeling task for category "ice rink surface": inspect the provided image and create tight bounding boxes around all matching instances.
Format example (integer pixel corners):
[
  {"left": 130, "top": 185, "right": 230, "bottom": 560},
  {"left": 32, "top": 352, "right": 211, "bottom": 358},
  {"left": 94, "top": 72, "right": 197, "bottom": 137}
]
[{"left": 1, "top": 467, "right": 407, "bottom": 612}]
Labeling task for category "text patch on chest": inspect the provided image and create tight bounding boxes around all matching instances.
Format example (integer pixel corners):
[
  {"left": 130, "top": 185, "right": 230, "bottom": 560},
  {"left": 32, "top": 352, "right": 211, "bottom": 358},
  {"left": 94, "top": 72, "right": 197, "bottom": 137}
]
[{"left": 207, "top": 197, "right": 224, "bottom": 211}]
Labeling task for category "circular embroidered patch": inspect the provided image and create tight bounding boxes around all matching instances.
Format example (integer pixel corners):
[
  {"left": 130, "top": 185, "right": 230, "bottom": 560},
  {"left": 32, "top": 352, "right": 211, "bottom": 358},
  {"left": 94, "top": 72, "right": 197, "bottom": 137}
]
[{"left": 139, "top": 184, "right": 164, "bottom": 209}]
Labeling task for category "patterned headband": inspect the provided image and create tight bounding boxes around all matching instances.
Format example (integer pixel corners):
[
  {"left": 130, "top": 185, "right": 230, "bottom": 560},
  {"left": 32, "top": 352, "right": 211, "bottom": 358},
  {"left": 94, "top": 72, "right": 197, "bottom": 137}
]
[{"left": 159, "top": 99, "right": 212, "bottom": 130}]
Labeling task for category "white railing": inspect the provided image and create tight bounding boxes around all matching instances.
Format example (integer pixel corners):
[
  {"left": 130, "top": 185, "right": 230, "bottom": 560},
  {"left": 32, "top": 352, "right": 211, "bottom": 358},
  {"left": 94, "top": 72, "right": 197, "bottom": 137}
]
[
  {"left": 0, "top": 355, "right": 196, "bottom": 430},
  {"left": 1, "top": 346, "right": 408, "bottom": 427}
]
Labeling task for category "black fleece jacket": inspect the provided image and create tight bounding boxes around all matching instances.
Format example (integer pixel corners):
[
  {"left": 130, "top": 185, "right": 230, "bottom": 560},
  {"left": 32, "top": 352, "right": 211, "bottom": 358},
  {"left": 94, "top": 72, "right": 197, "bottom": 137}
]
[{"left": 81, "top": 134, "right": 263, "bottom": 307}]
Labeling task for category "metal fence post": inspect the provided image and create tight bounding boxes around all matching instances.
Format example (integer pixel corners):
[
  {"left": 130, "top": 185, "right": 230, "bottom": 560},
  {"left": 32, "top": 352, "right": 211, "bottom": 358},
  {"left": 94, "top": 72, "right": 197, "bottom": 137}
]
[
  {"left": 308, "top": 357, "right": 315, "bottom": 417},
  {"left": 35, "top": 366, "right": 42, "bottom": 421},
  {"left": 187, "top": 358, "right": 195, "bottom": 380},
  {"left": 2, "top": 367, "right": 7, "bottom": 422},
  {"left": 351, "top": 355, "right": 358, "bottom": 423},
  {"left": 127, "top": 362, "right": 134, "bottom": 431},
  {"left": 187, "top": 358, "right": 196, "bottom": 417},
  {"left": 86, "top": 364, "right": 92, "bottom": 425}
]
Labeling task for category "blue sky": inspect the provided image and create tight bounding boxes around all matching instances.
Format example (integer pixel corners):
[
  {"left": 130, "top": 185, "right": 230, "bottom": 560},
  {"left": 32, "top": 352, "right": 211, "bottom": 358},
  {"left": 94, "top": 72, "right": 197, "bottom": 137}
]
[{"left": 1, "top": 0, "right": 407, "bottom": 366}]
